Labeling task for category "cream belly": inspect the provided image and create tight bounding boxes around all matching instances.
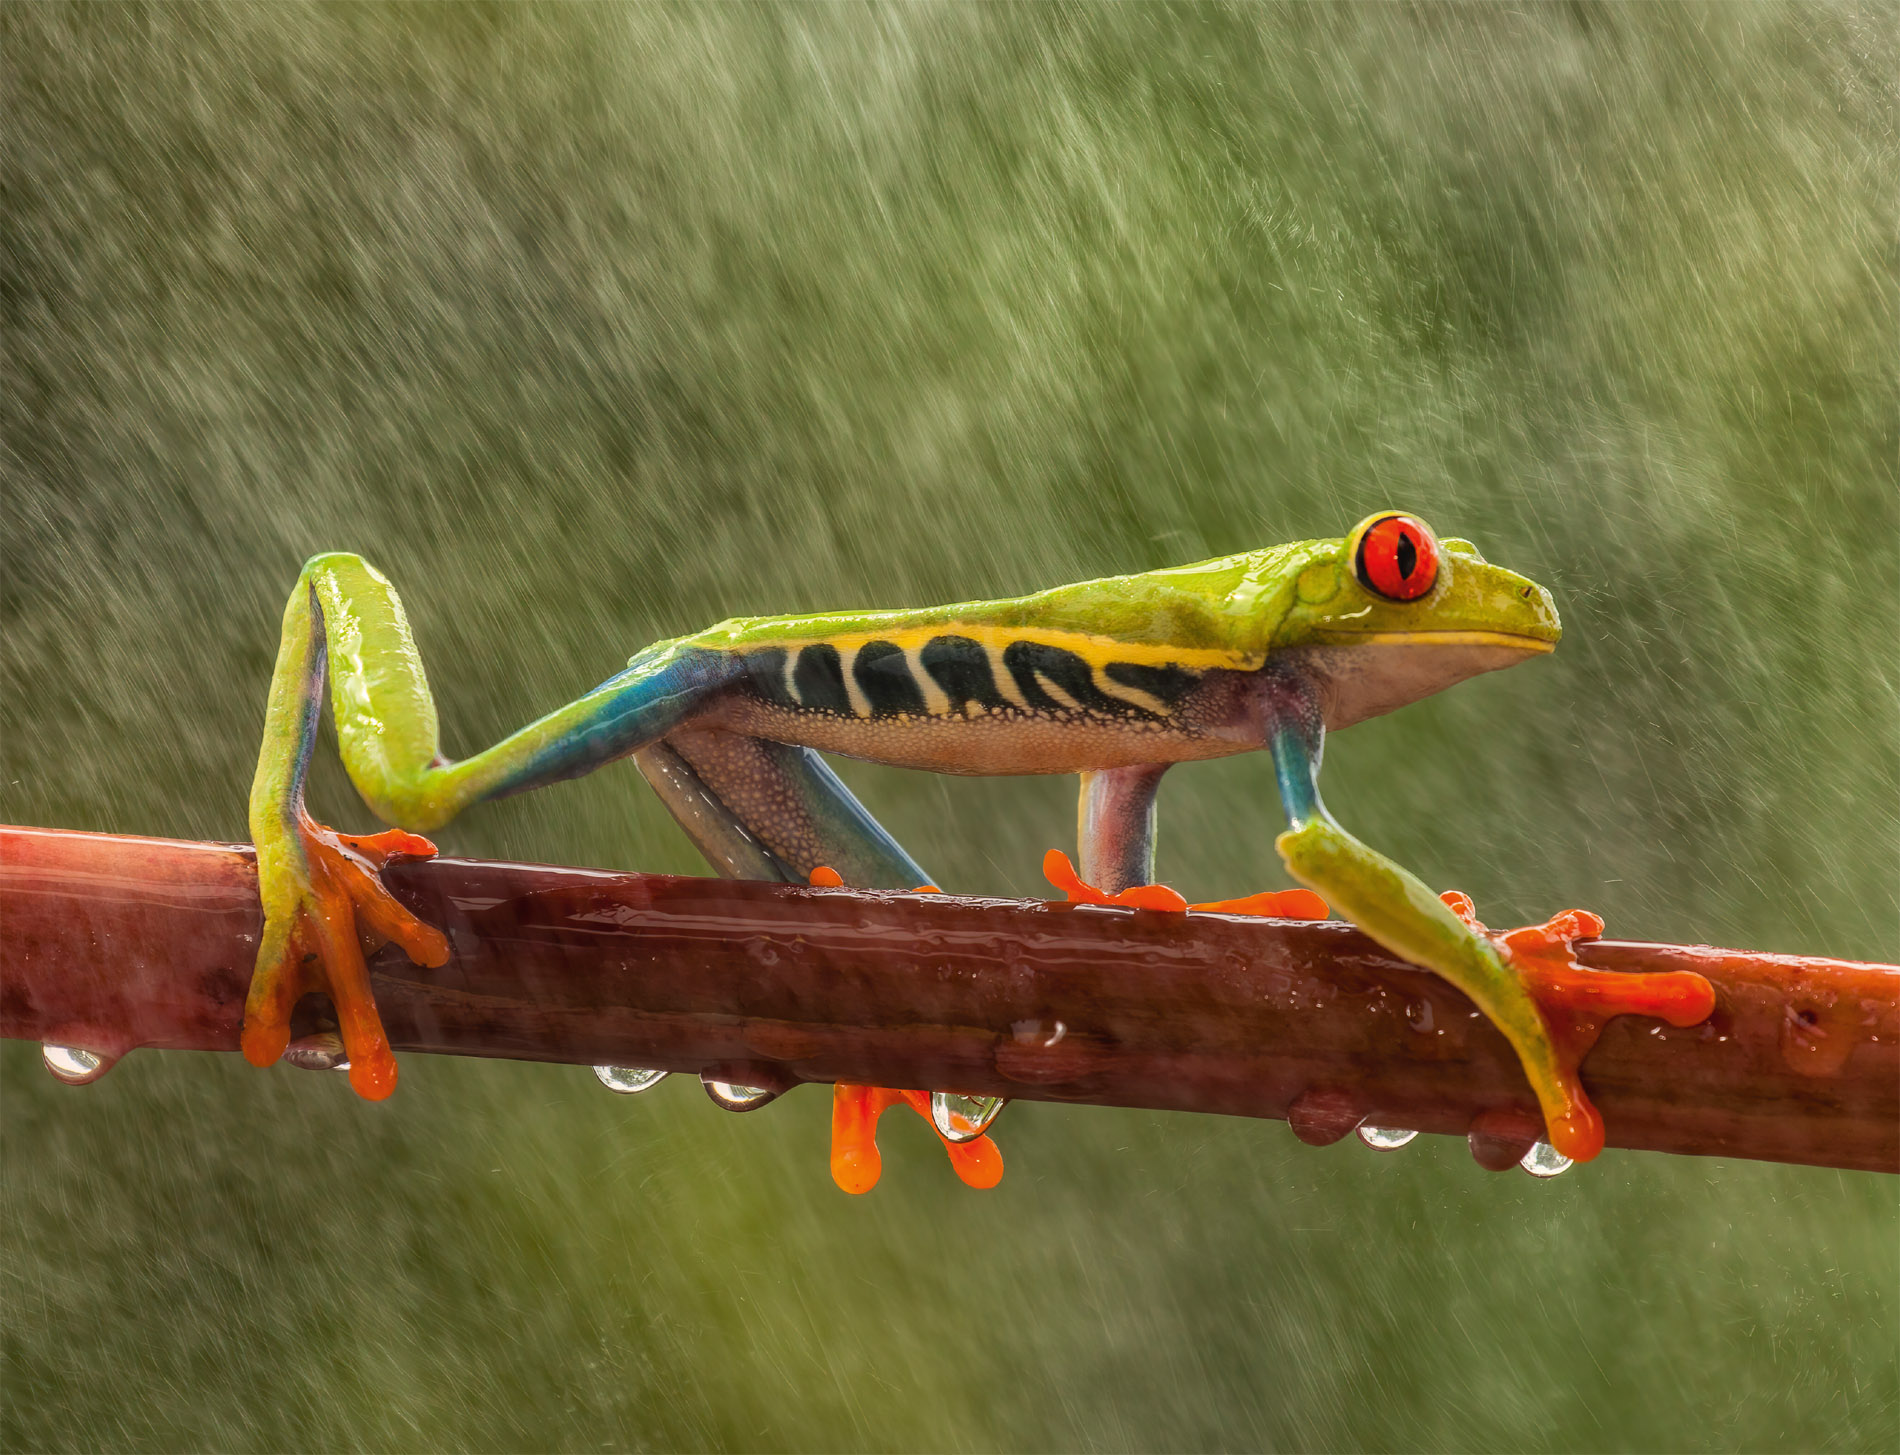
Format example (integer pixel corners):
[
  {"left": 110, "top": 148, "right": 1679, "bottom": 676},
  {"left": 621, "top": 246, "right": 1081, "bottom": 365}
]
[{"left": 711, "top": 669, "right": 1267, "bottom": 775}]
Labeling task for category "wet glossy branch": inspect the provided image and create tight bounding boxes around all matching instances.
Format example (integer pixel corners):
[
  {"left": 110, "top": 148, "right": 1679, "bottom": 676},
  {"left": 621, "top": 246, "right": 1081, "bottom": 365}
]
[{"left": 3, "top": 826, "right": 1894, "bottom": 1174}]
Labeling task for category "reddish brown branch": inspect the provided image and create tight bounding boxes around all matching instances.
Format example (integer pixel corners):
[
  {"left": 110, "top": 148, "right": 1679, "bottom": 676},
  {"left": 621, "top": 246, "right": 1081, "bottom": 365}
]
[{"left": 3, "top": 825, "right": 1894, "bottom": 1173}]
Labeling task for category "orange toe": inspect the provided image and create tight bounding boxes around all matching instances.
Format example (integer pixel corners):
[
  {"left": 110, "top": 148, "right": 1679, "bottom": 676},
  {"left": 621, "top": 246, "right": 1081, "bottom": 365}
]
[
  {"left": 830, "top": 1084, "right": 892, "bottom": 1193},
  {"left": 829, "top": 1083, "right": 1005, "bottom": 1193},
  {"left": 1042, "top": 849, "right": 1105, "bottom": 903},
  {"left": 943, "top": 1133, "right": 1005, "bottom": 1189},
  {"left": 337, "top": 828, "right": 438, "bottom": 866},
  {"left": 1114, "top": 883, "right": 1189, "bottom": 912},
  {"left": 1041, "top": 850, "right": 1189, "bottom": 912},
  {"left": 1439, "top": 889, "right": 1481, "bottom": 927},
  {"left": 1190, "top": 889, "right": 1330, "bottom": 920}
]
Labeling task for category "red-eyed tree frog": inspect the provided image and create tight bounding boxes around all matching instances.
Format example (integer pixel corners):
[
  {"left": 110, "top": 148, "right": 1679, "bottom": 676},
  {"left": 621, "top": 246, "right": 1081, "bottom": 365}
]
[{"left": 243, "top": 512, "right": 1712, "bottom": 1187}]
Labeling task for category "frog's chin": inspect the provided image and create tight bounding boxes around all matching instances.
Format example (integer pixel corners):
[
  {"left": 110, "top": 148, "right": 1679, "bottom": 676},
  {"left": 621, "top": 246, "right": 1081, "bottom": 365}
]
[{"left": 1279, "top": 633, "right": 1555, "bottom": 730}]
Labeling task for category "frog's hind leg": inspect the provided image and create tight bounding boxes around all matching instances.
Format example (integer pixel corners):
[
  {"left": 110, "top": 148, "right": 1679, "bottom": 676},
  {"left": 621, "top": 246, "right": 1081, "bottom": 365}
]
[
  {"left": 640, "top": 729, "right": 931, "bottom": 889},
  {"left": 630, "top": 740, "right": 802, "bottom": 883},
  {"left": 637, "top": 729, "right": 1001, "bottom": 1192},
  {"left": 246, "top": 553, "right": 746, "bottom": 1096}
]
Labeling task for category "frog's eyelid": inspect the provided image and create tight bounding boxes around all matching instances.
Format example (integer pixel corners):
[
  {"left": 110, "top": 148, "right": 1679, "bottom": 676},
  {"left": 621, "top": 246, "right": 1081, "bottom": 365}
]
[{"left": 1440, "top": 538, "right": 1485, "bottom": 562}]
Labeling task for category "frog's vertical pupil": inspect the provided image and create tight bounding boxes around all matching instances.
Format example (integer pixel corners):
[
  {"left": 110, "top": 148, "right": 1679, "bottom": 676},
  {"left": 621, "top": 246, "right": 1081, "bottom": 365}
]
[{"left": 1396, "top": 532, "right": 1418, "bottom": 579}]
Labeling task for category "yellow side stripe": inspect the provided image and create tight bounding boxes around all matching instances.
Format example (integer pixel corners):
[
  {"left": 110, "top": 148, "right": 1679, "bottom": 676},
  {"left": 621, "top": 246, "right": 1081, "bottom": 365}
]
[{"left": 721, "top": 623, "right": 1261, "bottom": 674}]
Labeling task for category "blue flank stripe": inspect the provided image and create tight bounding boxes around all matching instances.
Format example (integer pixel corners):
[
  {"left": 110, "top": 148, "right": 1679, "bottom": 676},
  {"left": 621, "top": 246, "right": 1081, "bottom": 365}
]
[{"left": 491, "top": 648, "right": 738, "bottom": 797}]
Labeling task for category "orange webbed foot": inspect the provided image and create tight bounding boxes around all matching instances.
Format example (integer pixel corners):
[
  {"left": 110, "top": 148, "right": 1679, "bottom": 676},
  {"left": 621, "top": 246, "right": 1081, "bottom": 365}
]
[
  {"left": 829, "top": 1084, "right": 1005, "bottom": 1194},
  {"left": 243, "top": 818, "right": 450, "bottom": 1100},
  {"left": 1042, "top": 850, "right": 1326, "bottom": 918},
  {"left": 811, "top": 869, "right": 1001, "bottom": 1193},
  {"left": 1439, "top": 890, "right": 1716, "bottom": 1162},
  {"left": 1041, "top": 850, "right": 1188, "bottom": 912},
  {"left": 811, "top": 867, "right": 942, "bottom": 895}
]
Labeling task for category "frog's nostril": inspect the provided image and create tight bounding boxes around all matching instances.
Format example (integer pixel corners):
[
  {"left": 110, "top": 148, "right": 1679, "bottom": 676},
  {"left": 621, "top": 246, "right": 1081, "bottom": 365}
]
[{"left": 1520, "top": 587, "right": 1531, "bottom": 599}]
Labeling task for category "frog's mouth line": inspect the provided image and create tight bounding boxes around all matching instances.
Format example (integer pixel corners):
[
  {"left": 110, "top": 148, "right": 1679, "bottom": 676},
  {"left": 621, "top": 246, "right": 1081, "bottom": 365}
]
[{"left": 1324, "top": 629, "right": 1557, "bottom": 653}]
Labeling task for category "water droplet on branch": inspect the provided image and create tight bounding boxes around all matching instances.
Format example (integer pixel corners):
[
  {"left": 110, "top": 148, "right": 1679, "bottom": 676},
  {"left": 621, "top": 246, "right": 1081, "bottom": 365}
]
[
  {"left": 1357, "top": 1125, "right": 1418, "bottom": 1150},
  {"left": 702, "top": 1078, "right": 778, "bottom": 1111},
  {"left": 42, "top": 1044, "right": 109, "bottom": 1084},
  {"left": 1520, "top": 1141, "right": 1574, "bottom": 1178},
  {"left": 594, "top": 1065, "right": 669, "bottom": 1094},
  {"left": 285, "top": 1032, "right": 349, "bottom": 1071}
]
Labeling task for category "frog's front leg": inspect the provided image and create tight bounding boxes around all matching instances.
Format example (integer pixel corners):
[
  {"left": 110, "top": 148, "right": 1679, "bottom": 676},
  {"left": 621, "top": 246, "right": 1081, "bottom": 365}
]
[
  {"left": 1078, "top": 765, "right": 1169, "bottom": 894},
  {"left": 246, "top": 554, "right": 741, "bottom": 1096},
  {"left": 1254, "top": 666, "right": 1711, "bottom": 1162},
  {"left": 1047, "top": 763, "right": 1327, "bottom": 919}
]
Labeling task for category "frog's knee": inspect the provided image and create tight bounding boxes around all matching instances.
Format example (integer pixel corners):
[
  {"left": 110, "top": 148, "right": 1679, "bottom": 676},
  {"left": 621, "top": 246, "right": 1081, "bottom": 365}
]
[
  {"left": 300, "top": 552, "right": 402, "bottom": 600},
  {"left": 301, "top": 549, "right": 366, "bottom": 576}
]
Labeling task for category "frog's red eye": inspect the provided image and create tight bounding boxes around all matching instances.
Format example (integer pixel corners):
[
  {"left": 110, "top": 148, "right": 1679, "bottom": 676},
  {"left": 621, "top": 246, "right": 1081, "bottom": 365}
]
[{"left": 1356, "top": 514, "right": 1439, "bottom": 601}]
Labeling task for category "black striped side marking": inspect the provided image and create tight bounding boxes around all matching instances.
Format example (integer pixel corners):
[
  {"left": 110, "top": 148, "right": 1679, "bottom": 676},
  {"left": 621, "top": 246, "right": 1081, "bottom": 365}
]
[
  {"left": 919, "top": 635, "right": 1011, "bottom": 714},
  {"left": 738, "top": 634, "right": 1208, "bottom": 719},
  {"left": 854, "top": 640, "right": 928, "bottom": 717},
  {"left": 1104, "top": 660, "right": 1199, "bottom": 706},
  {"left": 741, "top": 648, "right": 796, "bottom": 707},
  {"left": 792, "top": 644, "right": 852, "bottom": 714},
  {"left": 1004, "top": 640, "right": 1137, "bottom": 716}
]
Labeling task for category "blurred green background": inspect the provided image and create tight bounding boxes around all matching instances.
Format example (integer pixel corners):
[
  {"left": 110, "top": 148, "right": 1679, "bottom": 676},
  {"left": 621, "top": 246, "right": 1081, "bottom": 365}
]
[{"left": 4, "top": 3, "right": 1894, "bottom": 1450}]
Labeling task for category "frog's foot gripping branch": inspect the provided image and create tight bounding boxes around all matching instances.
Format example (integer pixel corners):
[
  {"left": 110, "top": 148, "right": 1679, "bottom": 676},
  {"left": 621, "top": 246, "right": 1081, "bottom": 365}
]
[
  {"left": 830, "top": 1085, "right": 1005, "bottom": 1194},
  {"left": 1042, "top": 850, "right": 1329, "bottom": 920},
  {"left": 807, "top": 867, "right": 1007, "bottom": 1193},
  {"left": 242, "top": 820, "right": 449, "bottom": 1099},
  {"left": 1440, "top": 891, "right": 1716, "bottom": 1162}
]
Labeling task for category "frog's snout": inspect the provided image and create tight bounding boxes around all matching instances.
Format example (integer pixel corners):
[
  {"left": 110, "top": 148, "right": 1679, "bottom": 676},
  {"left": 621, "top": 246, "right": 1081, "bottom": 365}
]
[{"left": 1493, "top": 570, "right": 1561, "bottom": 647}]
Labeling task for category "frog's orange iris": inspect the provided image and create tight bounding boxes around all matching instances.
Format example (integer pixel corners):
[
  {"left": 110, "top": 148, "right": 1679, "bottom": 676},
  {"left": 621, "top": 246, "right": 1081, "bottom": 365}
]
[{"left": 1355, "top": 513, "right": 1440, "bottom": 602}]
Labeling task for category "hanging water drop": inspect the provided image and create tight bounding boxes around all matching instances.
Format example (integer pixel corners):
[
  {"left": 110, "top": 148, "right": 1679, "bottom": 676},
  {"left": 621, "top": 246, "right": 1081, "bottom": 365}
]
[
  {"left": 594, "top": 1065, "right": 669, "bottom": 1094},
  {"left": 1520, "top": 1141, "right": 1574, "bottom": 1178},
  {"left": 42, "top": 1044, "right": 106, "bottom": 1084},
  {"left": 702, "top": 1078, "right": 777, "bottom": 1111},
  {"left": 1357, "top": 1124, "right": 1418, "bottom": 1150},
  {"left": 930, "top": 1091, "right": 1006, "bottom": 1143},
  {"left": 285, "top": 1032, "right": 349, "bottom": 1071}
]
